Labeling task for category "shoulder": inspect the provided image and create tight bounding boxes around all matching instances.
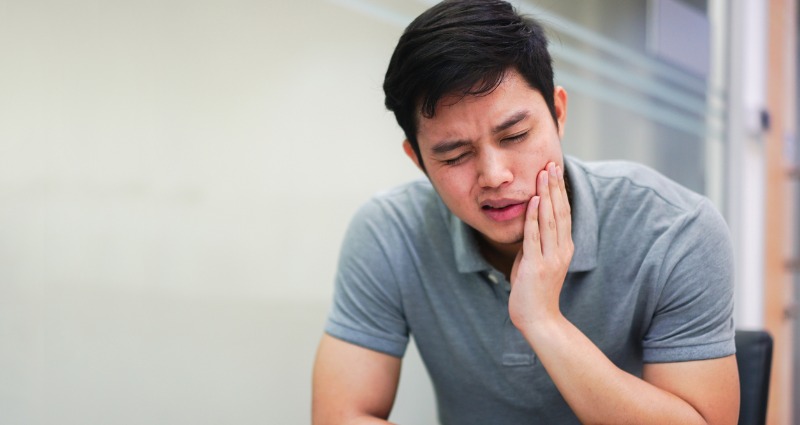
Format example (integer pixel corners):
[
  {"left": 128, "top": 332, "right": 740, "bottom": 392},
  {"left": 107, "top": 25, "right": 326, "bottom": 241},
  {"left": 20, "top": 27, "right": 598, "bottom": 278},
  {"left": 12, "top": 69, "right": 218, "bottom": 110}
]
[
  {"left": 350, "top": 179, "right": 444, "bottom": 231},
  {"left": 567, "top": 156, "right": 730, "bottom": 263},
  {"left": 342, "top": 178, "right": 449, "bottom": 258},
  {"left": 361, "top": 178, "right": 438, "bottom": 214},
  {"left": 573, "top": 158, "right": 706, "bottom": 213}
]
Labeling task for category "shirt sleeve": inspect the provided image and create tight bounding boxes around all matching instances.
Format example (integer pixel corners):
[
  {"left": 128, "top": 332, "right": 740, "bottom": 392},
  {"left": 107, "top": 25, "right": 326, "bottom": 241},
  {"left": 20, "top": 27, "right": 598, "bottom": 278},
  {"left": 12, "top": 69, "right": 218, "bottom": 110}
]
[
  {"left": 324, "top": 199, "right": 410, "bottom": 358},
  {"left": 642, "top": 198, "right": 736, "bottom": 363}
]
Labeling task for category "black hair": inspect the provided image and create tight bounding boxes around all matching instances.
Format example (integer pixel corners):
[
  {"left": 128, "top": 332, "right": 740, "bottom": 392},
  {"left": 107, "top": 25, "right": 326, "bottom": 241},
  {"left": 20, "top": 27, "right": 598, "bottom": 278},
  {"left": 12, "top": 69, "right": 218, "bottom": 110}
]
[{"left": 383, "top": 0, "right": 556, "bottom": 171}]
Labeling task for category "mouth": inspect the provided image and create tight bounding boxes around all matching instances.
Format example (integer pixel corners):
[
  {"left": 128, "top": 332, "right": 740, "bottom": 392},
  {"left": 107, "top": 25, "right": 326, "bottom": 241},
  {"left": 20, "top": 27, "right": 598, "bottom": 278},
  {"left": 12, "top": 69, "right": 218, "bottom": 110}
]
[
  {"left": 480, "top": 199, "right": 527, "bottom": 222},
  {"left": 480, "top": 198, "right": 523, "bottom": 209},
  {"left": 481, "top": 204, "right": 518, "bottom": 212}
]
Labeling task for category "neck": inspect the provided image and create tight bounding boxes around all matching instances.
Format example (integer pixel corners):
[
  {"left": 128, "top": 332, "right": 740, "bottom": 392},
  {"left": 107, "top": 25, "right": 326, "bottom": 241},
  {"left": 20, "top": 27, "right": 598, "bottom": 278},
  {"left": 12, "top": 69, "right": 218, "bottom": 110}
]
[{"left": 477, "top": 236, "right": 520, "bottom": 279}]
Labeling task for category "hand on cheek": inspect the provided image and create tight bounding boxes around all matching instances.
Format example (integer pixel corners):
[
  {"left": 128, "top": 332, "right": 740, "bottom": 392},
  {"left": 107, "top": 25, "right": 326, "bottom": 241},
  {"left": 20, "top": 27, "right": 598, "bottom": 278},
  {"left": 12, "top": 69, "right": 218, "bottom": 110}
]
[{"left": 509, "top": 162, "right": 574, "bottom": 330}]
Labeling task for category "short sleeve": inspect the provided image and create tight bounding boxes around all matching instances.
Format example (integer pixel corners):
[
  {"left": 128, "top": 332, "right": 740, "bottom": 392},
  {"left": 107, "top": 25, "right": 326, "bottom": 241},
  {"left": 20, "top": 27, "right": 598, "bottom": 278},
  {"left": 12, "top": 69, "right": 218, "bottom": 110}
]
[
  {"left": 642, "top": 198, "right": 736, "bottom": 363},
  {"left": 324, "top": 199, "right": 409, "bottom": 358}
]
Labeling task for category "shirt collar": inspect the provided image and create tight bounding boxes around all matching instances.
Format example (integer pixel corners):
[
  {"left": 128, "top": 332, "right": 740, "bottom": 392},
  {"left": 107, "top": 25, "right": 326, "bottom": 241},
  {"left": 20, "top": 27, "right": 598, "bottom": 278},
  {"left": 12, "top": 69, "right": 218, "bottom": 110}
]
[
  {"left": 449, "top": 212, "right": 494, "bottom": 274},
  {"left": 448, "top": 155, "right": 598, "bottom": 274}
]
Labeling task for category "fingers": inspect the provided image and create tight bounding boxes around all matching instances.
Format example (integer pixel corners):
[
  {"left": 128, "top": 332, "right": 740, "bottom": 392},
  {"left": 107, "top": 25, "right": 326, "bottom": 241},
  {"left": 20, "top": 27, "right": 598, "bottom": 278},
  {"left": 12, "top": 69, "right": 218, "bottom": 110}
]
[
  {"left": 535, "top": 162, "right": 572, "bottom": 256},
  {"left": 523, "top": 194, "right": 541, "bottom": 259},
  {"left": 553, "top": 163, "right": 571, "bottom": 247},
  {"left": 537, "top": 167, "right": 557, "bottom": 256}
]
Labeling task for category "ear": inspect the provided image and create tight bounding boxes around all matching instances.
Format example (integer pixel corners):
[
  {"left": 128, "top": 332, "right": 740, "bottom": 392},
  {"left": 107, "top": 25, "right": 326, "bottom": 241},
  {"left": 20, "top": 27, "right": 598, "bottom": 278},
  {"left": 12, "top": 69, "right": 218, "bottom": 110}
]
[
  {"left": 402, "top": 139, "right": 424, "bottom": 171},
  {"left": 554, "top": 86, "right": 568, "bottom": 139}
]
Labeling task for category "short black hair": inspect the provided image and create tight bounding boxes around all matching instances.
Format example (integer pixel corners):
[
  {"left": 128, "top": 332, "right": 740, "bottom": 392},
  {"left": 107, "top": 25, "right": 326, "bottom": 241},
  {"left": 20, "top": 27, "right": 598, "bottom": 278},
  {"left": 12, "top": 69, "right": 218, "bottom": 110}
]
[{"left": 383, "top": 0, "right": 556, "bottom": 170}]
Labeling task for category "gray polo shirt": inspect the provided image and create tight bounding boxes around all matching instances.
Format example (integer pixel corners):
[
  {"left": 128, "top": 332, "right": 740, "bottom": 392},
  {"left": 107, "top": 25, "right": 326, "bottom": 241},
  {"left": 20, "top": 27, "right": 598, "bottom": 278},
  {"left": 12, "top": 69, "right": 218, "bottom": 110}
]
[{"left": 325, "top": 156, "right": 735, "bottom": 424}]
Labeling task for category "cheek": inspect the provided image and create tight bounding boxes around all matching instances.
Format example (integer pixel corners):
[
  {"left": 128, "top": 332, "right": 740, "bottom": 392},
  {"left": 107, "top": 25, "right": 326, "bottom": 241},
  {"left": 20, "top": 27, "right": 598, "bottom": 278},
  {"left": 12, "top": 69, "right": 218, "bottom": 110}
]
[
  {"left": 516, "top": 148, "right": 545, "bottom": 171},
  {"left": 518, "top": 139, "right": 559, "bottom": 168},
  {"left": 433, "top": 169, "right": 474, "bottom": 202}
]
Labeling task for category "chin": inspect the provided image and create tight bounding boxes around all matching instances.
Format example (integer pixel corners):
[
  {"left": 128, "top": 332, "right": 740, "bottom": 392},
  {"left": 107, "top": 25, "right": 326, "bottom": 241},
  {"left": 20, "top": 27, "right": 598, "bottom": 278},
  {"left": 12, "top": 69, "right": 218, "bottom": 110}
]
[
  {"left": 483, "top": 230, "right": 524, "bottom": 248},
  {"left": 472, "top": 220, "right": 524, "bottom": 249},
  {"left": 500, "top": 225, "right": 525, "bottom": 245}
]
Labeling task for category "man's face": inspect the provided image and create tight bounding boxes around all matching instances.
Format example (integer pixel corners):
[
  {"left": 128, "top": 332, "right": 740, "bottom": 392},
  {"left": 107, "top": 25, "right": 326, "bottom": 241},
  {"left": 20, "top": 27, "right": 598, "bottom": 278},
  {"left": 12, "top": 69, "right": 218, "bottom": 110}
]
[{"left": 405, "top": 69, "right": 567, "bottom": 256}]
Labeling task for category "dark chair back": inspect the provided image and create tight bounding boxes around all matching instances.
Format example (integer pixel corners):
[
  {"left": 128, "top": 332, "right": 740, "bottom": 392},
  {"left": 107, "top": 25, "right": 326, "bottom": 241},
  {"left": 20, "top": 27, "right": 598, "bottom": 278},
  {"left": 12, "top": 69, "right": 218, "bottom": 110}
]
[{"left": 735, "top": 330, "right": 773, "bottom": 425}]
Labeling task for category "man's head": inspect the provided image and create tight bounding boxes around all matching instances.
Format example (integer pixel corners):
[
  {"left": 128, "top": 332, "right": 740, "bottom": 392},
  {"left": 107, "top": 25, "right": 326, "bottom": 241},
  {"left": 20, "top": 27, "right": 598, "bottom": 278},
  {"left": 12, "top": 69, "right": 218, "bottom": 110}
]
[
  {"left": 382, "top": 0, "right": 567, "bottom": 257},
  {"left": 383, "top": 0, "right": 557, "bottom": 171}
]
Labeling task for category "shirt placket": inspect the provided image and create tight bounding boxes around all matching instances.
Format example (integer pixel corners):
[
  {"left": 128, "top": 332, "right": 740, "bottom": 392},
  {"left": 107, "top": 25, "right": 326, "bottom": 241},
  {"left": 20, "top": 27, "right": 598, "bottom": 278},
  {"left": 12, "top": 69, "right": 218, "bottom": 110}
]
[{"left": 486, "top": 271, "right": 537, "bottom": 367}]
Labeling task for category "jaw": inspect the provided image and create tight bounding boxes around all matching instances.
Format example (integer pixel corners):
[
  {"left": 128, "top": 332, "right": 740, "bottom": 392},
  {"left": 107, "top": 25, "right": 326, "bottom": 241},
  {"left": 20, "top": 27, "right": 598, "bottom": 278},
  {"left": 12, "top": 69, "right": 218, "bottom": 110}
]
[{"left": 473, "top": 219, "right": 524, "bottom": 260}]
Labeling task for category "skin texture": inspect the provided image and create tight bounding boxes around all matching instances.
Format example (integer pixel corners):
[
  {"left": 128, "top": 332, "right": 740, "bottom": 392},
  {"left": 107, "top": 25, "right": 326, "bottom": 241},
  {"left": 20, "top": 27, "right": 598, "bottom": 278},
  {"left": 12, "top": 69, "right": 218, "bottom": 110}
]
[{"left": 312, "top": 69, "right": 740, "bottom": 424}]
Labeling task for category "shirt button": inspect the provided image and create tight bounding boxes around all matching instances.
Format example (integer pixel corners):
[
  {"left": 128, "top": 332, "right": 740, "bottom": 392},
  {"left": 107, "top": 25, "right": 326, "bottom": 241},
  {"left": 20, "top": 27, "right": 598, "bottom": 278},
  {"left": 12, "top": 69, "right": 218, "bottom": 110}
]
[{"left": 487, "top": 274, "right": 498, "bottom": 284}]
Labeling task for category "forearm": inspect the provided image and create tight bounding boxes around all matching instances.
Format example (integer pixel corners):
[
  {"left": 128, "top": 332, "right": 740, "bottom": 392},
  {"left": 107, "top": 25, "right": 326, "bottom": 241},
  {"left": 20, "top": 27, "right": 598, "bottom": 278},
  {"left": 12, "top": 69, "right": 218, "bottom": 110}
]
[
  {"left": 520, "top": 316, "right": 707, "bottom": 425},
  {"left": 313, "top": 414, "right": 395, "bottom": 425},
  {"left": 313, "top": 398, "right": 400, "bottom": 425},
  {"left": 343, "top": 417, "right": 396, "bottom": 425},
  {"left": 357, "top": 420, "right": 395, "bottom": 425},
  {"left": 312, "top": 401, "right": 398, "bottom": 425}
]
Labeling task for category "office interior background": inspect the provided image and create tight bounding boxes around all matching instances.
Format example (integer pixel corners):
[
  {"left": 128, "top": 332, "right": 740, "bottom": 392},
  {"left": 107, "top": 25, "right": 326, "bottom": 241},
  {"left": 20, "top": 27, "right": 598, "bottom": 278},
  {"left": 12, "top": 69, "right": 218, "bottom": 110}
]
[{"left": 0, "top": 0, "right": 797, "bottom": 423}]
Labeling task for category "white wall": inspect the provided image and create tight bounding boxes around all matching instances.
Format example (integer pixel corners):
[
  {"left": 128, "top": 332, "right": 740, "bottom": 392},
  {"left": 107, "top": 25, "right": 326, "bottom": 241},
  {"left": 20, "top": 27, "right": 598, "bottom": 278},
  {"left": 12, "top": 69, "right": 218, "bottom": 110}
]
[{"left": 0, "top": 0, "right": 432, "bottom": 423}]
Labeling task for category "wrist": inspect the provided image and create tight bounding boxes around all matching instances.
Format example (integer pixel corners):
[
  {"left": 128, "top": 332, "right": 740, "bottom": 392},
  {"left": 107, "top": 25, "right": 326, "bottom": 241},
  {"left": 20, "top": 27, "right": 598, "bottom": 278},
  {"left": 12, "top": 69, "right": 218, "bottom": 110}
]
[{"left": 514, "top": 312, "right": 569, "bottom": 348}]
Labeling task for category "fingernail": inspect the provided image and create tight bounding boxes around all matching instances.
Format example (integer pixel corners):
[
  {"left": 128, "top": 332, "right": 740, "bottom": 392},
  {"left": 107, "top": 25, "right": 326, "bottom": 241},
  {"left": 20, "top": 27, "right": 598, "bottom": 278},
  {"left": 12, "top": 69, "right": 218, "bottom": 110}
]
[
  {"left": 542, "top": 171, "right": 548, "bottom": 185},
  {"left": 532, "top": 196, "right": 540, "bottom": 209},
  {"left": 549, "top": 163, "right": 557, "bottom": 177}
]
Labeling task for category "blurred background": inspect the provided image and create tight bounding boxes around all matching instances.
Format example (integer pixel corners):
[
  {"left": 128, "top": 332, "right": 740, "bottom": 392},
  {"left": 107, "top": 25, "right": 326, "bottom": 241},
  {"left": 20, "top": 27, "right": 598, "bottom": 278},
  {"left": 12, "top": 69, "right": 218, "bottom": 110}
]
[{"left": 0, "top": 0, "right": 797, "bottom": 423}]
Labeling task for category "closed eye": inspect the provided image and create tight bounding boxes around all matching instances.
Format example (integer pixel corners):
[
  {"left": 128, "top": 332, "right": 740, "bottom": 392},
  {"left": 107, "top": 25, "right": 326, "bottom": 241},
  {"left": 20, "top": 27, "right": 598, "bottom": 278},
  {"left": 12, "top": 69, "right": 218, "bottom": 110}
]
[
  {"left": 502, "top": 131, "right": 529, "bottom": 144},
  {"left": 442, "top": 152, "right": 471, "bottom": 166}
]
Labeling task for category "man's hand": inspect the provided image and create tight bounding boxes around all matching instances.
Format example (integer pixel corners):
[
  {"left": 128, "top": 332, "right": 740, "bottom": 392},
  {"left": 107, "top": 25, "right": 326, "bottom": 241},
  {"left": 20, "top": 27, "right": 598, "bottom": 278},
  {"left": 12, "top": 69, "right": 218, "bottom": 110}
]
[
  {"left": 506, "top": 162, "right": 738, "bottom": 425},
  {"left": 509, "top": 161, "right": 573, "bottom": 330}
]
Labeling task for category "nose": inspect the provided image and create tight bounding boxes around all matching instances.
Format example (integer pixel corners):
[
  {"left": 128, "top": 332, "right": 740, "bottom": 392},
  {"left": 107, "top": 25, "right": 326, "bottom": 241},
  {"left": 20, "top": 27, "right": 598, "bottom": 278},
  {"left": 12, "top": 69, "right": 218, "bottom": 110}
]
[{"left": 476, "top": 148, "right": 513, "bottom": 189}]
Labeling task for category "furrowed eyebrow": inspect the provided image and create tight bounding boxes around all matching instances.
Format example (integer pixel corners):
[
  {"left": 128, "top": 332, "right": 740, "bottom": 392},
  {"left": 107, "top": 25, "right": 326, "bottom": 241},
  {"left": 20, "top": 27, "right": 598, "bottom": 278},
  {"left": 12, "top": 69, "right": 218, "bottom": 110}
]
[
  {"left": 429, "top": 110, "right": 529, "bottom": 155},
  {"left": 431, "top": 140, "right": 471, "bottom": 155},
  {"left": 492, "top": 111, "right": 529, "bottom": 134}
]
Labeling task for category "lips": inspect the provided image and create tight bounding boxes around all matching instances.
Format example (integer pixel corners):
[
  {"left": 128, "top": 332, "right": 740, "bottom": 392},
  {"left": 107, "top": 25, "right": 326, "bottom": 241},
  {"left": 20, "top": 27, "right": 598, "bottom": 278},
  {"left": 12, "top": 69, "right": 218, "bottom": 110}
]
[{"left": 481, "top": 199, "right": 527, "bottom": 222}]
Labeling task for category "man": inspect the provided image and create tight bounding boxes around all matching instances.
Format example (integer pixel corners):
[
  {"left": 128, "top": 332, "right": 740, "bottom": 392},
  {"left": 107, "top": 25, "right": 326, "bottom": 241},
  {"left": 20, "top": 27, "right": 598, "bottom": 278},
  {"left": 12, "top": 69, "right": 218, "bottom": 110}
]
[{"left": 313, "top": 1, "right": 739, "bottom": 424}]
